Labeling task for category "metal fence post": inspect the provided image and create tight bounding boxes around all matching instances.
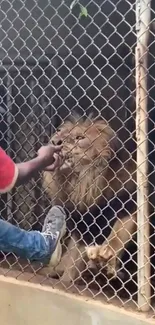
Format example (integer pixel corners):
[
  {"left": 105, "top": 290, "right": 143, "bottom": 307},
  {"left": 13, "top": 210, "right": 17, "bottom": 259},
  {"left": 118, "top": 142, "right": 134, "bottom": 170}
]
[{"left": 135, "top": 0, "right": 151, "bottom": 312}]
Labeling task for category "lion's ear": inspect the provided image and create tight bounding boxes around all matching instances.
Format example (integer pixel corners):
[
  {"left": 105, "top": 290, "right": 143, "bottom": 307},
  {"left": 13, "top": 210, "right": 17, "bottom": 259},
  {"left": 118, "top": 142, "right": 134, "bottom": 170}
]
[
  {"left": 96, "top": 122, "right": 120, "bottom": 156},
  {"left": 69, "top": 114, "right": 81, "bottom": 124}
]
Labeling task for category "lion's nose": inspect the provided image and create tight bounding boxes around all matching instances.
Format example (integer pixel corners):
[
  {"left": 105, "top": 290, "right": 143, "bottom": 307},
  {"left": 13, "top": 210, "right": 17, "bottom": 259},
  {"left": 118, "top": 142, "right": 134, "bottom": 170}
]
[{"left": 52, "top": 139, "right": 63, "bottom": 146}]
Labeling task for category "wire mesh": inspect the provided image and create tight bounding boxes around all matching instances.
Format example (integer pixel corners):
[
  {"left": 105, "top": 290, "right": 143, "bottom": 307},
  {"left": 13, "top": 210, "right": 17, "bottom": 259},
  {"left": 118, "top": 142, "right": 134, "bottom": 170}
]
[{"left": 0, "top": 0, "right": 155, "bottom": 319}]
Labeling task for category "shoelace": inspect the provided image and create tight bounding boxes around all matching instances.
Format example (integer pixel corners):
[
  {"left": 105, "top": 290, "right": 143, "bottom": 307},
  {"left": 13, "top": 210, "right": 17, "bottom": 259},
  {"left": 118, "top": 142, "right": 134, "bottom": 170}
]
[
  {"left": 45, "top": 222, "right": 52, "bottom": 232},
  {"left": 43, "top": 226, "right": 59, "bottom": 241},
  {"left": 43, "top": 219, "right": 56, "bottom": 235}
]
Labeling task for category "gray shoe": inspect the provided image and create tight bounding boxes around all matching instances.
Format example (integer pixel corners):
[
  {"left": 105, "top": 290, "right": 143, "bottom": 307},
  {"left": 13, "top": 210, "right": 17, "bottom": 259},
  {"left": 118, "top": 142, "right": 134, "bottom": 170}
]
[{"left": 42, "top": 206, "right": 66, "bottom": 268}]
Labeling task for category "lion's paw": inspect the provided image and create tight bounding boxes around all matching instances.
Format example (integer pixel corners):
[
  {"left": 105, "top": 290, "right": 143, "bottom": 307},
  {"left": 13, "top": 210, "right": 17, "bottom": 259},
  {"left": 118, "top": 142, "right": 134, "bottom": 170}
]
[
  {"left": 86, "top": 244, "right": 118, "bottom": 278},
  {"left": 98, "top": 244, "right": 115, "bottom": 262},
  {"left": 85, "top": 245, "right": 100, "bottom": 261},
  {"left": 105, "top": 263, "right": 117, "bottom": 278},
  {"left": 98, "top": 245, "right": 118, "bottom": 278}
]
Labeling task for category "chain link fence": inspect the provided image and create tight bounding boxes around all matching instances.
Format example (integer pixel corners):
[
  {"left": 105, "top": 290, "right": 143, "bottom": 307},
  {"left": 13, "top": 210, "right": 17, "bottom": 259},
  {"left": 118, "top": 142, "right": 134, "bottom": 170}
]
[{"left": 0, "top": 0, "right": 155, "bottom": 319}]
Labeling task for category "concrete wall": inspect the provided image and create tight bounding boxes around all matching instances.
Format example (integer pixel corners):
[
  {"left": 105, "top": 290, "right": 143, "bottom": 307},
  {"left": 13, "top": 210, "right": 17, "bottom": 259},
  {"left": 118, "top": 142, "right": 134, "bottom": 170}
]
[{"left": 0, "top": 276, "right": 153, "bottom": 325}]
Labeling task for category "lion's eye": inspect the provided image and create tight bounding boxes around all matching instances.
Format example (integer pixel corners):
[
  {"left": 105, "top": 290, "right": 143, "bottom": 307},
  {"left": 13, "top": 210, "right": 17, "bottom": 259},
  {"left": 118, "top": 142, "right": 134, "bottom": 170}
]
[{"left": 76, "top": 135, "right": 85, "bottom": 140}]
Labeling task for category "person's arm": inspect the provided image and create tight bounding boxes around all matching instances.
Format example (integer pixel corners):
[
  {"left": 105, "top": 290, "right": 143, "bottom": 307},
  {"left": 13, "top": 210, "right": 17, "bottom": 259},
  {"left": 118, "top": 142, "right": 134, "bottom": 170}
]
[
  {"left": 0, "top": 145, "right": 63, "bottom": 193},
  {"left": 16, "top": 156, "right": 55, "bottom": 186}
]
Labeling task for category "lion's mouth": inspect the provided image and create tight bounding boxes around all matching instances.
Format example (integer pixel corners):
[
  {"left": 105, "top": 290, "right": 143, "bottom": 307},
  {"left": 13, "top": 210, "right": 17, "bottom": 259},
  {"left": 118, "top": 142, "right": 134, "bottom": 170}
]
[
  {"left": 60, "top": 160, "right": 73, "bottom": 170},
  {"left": 60, "top": 153, "right": 74, "bottom": 170}
]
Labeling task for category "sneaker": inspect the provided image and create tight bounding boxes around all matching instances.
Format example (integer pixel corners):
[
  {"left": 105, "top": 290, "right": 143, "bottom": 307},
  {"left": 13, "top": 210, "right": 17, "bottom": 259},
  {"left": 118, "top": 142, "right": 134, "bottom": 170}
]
[{"left": 42, "top": 205, "right": 66, "bottom": 268}]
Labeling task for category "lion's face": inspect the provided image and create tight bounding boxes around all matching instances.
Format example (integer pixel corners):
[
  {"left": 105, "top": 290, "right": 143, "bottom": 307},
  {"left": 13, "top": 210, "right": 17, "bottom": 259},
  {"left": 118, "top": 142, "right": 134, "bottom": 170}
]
[
  {"left": 43, "top": 117, "right": 117, "bottom": 209},
  {"left": 51, "top": 119, "right": 116, "bottom": 173}
]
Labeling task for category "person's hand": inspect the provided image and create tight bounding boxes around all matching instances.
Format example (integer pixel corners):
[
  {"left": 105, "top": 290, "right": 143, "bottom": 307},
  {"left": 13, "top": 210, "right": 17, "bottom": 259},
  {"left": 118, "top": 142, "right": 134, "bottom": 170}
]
[
  {"left": 37, "top": 144, "right": 63, "bottom": 168},
  {"left": 44, "top": 153, "right": 63, "bottom": 171}
]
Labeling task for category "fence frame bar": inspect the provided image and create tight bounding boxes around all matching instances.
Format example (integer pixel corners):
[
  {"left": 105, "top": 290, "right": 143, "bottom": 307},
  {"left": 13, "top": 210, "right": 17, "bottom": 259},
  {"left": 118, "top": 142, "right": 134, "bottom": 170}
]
[{"left": 135, "top": 0, "right": 151, "bottom": 312}]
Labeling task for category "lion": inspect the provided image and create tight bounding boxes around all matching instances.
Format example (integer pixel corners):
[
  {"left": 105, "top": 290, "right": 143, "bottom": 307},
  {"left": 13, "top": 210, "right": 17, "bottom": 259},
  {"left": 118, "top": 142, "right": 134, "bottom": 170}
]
[{"left": 42, "top": 115, "right": 136, "bottom": 284}]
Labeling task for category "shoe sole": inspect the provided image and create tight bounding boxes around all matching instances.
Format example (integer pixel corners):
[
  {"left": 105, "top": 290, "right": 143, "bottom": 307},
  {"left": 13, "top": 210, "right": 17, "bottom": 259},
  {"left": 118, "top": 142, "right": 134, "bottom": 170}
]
[{"left": 48, "top": 220, "right": 66, "bottom": 268}]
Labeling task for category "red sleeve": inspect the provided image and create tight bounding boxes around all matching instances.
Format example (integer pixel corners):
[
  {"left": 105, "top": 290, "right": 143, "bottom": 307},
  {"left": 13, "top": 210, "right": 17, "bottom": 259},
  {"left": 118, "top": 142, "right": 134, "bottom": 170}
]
[{"left": 0, "top": 147, "right": 18, "bottom": 193}]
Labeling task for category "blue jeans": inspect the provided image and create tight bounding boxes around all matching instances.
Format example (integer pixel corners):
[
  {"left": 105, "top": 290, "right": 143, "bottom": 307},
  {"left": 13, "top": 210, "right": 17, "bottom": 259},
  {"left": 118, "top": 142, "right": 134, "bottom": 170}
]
[{"left": 0, "top": 219, "right": 54, "bottom": 264}]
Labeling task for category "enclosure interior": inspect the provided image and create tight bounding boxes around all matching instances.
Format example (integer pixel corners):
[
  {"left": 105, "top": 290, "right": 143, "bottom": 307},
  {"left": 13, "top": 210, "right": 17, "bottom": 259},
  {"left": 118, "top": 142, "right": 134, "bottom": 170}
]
[{"left": 0, "top": 0, "right": 155, "bottom": 309}]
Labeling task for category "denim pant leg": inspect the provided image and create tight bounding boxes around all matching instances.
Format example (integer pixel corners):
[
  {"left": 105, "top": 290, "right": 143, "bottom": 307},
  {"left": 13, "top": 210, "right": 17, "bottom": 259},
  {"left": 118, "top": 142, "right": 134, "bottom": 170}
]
[{"left": 0, "top": 219, "right": 54, "bottom": 263}]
